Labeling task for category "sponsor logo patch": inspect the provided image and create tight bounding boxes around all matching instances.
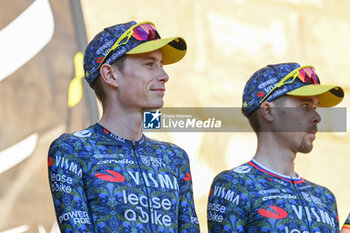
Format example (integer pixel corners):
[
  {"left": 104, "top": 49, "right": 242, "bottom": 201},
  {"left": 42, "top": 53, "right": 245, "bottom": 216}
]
[
  {"left": 258, "top": 205, "right": 288, "bottom": 219},
  {"left": 95, "top": 170, "right": 125, "bottom": 182}
]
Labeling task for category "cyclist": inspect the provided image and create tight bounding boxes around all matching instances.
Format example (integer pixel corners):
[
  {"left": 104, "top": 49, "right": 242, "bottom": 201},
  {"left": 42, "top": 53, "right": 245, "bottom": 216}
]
[
  {"left": 207, "top": 63, "right": 344, "bottom": 232},
  {"left": 48, "top": 21, "right": 200, "bottom": 232}
]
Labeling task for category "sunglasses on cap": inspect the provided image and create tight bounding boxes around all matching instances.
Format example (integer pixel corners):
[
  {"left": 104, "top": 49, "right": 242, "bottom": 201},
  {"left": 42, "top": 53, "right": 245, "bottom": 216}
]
[
  {"left": 97, "top": 21, "right": 161, "bottom": 69},
  {"left": 259, "top": 65, "right": 320, "bottom": 104}
]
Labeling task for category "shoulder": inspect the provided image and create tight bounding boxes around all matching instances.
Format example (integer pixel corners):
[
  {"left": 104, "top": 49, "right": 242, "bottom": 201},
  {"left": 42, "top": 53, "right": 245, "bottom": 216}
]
[
  {"left": 213, "top": 162, "right": 253, "bottom": 184},
  {"left": 145, "top": 136, "right": 183, "bottom": 150},
  {"left": 303, "top": 179, "right": 336, "bottom": 200},
  {"left": 304, "top": 179, "right": 333, "bottom": 192},
  {"left": 209, "top": 163, "right": 253, "bottom": 210},
  {"left": 48, "top": 127, "right": 97, "bottom": 175},
  {"left": 145, "top": 136, "right": 189, "bottom": 159},
  {"left": 210, "top": 163, "right": 254, "bottom": 199},
  {"left": 49, "top": 126, "right": 96, "bottom": 154}
]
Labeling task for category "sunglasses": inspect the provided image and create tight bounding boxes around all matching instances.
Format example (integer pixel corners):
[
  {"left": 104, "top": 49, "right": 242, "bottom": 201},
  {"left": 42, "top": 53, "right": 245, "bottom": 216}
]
[
  {"left": 97, "top": 21, "right": 161, "bottom": 69},
  {"left": 259, "top": 65, "right": 320, "bottom": 104}
]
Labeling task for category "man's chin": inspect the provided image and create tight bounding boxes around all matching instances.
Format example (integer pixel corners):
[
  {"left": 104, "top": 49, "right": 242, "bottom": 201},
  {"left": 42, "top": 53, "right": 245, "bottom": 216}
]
[
  {"left": 298, "top": 144, "right": 313, "bottom": 154},
  {"left": 142, "top": 104, "right": 164, "bottom": 112}
]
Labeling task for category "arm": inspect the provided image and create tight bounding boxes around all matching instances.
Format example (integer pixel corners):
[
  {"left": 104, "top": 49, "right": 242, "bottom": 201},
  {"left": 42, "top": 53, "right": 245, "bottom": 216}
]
[
  {"left": 48, "top": 136, "right": 94, "bottom": 233},
  {"left": 207, "top": 172, "right": 249, "bottom": 233},
  {"left": 177, "top": 150, "right": 200, "bottom": 232}
]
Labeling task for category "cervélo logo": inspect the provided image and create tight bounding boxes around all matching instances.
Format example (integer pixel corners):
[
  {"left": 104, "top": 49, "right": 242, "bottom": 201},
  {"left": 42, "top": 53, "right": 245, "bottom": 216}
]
[
  {"left": 95, "top": 170, "right": 125, "bottom": 182},
  {"left": 143, "top": 110, "right": 161, "bottom": 129},
  {"left": 258, "top": 205, "right": 288, "bottom": 219}
]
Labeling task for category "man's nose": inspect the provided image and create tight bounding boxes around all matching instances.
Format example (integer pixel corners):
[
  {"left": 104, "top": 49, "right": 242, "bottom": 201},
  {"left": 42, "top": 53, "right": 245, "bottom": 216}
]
[
  {"left": 312, "top": 109, "right": 321, "bottom": 124},
  {"left": 157, "top": 68, "right": 169, "bottom": 83}
]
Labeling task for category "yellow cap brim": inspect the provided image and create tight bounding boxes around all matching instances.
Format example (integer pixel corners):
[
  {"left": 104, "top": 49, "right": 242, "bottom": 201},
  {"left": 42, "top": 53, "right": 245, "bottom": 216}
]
[
  {"left": 126, "top": 37, "right": 187, "bottom": 65},
  {"left": 287, "top": 85, "right": 344, "bottom": 107}
]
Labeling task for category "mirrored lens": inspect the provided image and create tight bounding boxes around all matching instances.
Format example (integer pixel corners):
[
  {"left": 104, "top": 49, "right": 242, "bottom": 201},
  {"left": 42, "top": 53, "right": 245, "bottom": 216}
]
[
  {"left": 298, "top": 67, "right": 319, "bottom": 84},
  {"left": 132, "top": 24, "right": 159, "bottom": 41}
]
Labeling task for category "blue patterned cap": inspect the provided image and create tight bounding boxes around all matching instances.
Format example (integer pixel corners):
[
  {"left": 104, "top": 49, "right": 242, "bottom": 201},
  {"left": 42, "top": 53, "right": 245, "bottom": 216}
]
[
  {"left": 242, "top": 62, "right": 344, "bottom": 116},
  {"left": 83, "top": 21, "right": 187, "bottom": 87},
  {"left": 242, "top": 63, "right": 301, "bottom": 116}
]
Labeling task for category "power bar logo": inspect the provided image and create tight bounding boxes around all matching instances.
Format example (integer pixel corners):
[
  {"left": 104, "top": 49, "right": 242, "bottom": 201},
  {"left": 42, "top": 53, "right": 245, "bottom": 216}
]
[{"left": 143, "top": 110, "right": 161, "bottom": 129}]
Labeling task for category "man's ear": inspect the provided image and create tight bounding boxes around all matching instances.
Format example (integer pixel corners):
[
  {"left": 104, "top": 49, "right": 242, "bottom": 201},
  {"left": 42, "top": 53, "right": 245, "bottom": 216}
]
[
  {"left": 99, "top": 63, "right": 118, "bottom": 87},
  {"left": 259, "top": 101, "right": 274, "bottom": 123}
]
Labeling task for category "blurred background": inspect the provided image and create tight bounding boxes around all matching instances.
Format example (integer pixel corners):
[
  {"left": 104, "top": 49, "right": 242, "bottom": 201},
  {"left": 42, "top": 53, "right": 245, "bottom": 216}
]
[{"left": 0, "top": 0, "right": 349, "bottom": 232}]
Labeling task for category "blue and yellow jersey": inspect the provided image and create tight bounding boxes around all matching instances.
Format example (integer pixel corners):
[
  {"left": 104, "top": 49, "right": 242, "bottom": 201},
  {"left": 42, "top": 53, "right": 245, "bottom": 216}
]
[
  {"left": 207, "top": 159, "right": 339, "bottom": 232},
  {"left": 48, "top": 123, "right": 200, "bottom": 233}
]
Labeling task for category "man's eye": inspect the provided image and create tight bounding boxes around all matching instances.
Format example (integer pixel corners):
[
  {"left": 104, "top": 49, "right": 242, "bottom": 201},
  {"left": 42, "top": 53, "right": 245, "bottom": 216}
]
[{"left": 301, "top": 104, "right": 316, "bottom": 111}]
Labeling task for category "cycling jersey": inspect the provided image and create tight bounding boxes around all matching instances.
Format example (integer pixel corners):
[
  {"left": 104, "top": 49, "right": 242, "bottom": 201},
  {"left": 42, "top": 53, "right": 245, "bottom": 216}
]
[
  {"left": 207, "top": 159, "right": 339, "bottom": 233},
  {"left": 48, "top": 123, "right": 200, "bottom": 233}
]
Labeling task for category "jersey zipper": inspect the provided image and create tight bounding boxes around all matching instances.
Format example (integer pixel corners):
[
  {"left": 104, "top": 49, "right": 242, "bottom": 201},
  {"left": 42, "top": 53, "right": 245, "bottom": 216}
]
[
  {"left": 132, "top": 141, "right": 154, "bottom": 233},
  {"left": 291, "top": 178, "right": 312, "bottom": 231}
]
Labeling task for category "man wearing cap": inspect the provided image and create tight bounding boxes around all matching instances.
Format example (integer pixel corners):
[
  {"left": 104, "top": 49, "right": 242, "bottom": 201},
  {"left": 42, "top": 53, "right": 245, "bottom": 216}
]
[
  {"left": 207, "top": 63, "right": 344, "bottom": 232},
  {"left": 48, "top": 21, "right": 200, "bottom": 232}
]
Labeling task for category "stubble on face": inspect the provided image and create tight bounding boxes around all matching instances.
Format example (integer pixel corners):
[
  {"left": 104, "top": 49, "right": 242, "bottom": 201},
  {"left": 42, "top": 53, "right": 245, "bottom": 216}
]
[
  {"left": 298, "top": 135, "right": 313, "bottom": 153},
  {"left": 297, "top": 123, "right": 318, "bottom": 153},
  {"left": 274, "top": 96, "right": 319, "bottom": 154}
]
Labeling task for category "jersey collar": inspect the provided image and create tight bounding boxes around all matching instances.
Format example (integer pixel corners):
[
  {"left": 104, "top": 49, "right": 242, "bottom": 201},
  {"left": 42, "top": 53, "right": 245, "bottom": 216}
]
[
  {"left": 249, "top": 159, "right": 304, "bottom": 184},
  {"left": 93, "top": 123, "right": 146, "bottom": 148}
]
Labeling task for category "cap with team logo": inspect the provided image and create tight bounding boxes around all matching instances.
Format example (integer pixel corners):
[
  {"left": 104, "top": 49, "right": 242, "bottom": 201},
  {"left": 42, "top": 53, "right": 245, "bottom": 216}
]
[
  {"left": 83, "top": 21, "right": 187, "bottom": 87},
  {"left": 242, "top": 63, "right": 344, "bottom": 116}
]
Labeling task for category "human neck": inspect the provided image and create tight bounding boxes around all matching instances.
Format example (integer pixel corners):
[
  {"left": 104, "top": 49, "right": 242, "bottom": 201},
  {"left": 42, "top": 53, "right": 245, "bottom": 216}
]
[
  {"left": 98, "top": 106, "right": 143, "bottom": 141},
  {"left": 253, "top": 133, "right": 297, "bottom": 177}
]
